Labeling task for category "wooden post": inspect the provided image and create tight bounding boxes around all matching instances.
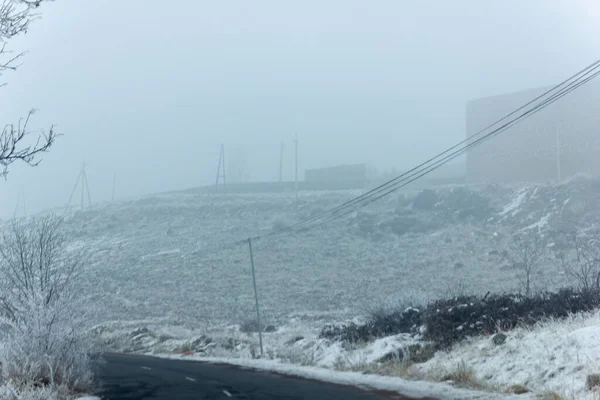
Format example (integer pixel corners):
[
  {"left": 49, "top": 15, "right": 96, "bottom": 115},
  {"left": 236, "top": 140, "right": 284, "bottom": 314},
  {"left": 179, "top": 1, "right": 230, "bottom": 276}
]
[
  {"left": 248, "top": 238, "right": 264, "bottom": 357},
  {"left": 215, "top": 144, "right": 226, "bottom": 192},
  {"left": 66, "top": 169, "right": 82, "bottom": 210},
  {"left": 294, "top": 134, "right": 298, "bottom": 200},
  {"left": 279, "top": 141, "right": 284, "bottom": 183},
  {"left": 80, "top": 162, "right": 85, "bottom": 210},
  {"left": 112, "top": 172, "right": 116, "bottom": 202}
]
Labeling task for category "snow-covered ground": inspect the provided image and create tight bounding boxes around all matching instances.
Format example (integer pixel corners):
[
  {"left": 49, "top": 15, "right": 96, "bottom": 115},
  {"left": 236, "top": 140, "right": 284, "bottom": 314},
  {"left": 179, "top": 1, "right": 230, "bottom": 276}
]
[
  {"left": 11, "top": 174, "right": 600, "bottom": 398},
  {"left": 94, "top": 309, "right": 600, "bottom": 399},
  {"left": 46, "top": 175, "right": 600, "bottom": 330},
  {"left": 412, "top": 310, "right": 600, "bottom": 399}
]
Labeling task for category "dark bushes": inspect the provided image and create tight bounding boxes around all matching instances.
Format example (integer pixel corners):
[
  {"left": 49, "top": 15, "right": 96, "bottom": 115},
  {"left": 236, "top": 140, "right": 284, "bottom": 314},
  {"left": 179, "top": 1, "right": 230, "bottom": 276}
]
[
  {"left": 320, "top": 306, "right": 422, "bottom": 343},
  {"left": 319, "top": 287, "right": 600, "bottom": 350}
]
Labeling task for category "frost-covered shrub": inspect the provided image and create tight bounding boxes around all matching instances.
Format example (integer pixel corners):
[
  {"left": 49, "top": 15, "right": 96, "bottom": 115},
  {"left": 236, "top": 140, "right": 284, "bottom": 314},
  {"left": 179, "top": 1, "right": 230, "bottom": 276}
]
[
  {"left": 442, "top": 187, "right": 492, "bottom": 221},
  {"left": 423, "top": 287, "right": 600, "bottom": 349},
  {"left": 412, "top": 189, "right": 438, "bottom": 211},
  {"left": 0, "top": 215, "right": 94, "bottom": 392},
  {"left": 319, "top": 306, "right": 422, "bottom": 344},
  {"left": 321, "top": 287, "right": 600, "bottom": 350},
  {"left": 387, "top": 216, "right": 418, "bottom": 236}
]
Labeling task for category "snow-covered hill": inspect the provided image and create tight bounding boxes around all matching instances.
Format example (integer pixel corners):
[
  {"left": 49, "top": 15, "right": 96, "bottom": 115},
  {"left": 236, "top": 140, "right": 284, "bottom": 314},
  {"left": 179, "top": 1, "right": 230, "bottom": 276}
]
[{"left": 33, "top": 174, "right": 600, "bottom": 333}]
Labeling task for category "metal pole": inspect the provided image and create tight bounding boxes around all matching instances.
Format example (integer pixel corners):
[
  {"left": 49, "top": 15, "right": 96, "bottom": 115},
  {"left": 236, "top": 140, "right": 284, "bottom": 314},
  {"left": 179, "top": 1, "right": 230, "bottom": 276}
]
[
  {"left": 22, "top": 187, "right": 26, "bottom": 217},
  {"left": 13, "top": 188, "right": 21, "bottom": 219},
  {"left": 112, "top": 172, "right": 116, "bottom": 202},
  {"left": 556, "top": 127, "right": 561, "bottom": 183},
  {"left": 215, "top": 146, "right": 223, "bottom": 192},
  {"left": 248, "top": 238, "right": 264, "bottom": 357},
  {"left": 294, "top": 133, "right": 298, "bottom": 200},
  {"left": 84, "top": 169, "right": 92, "bottom": 207},
  {"left": 279, "top": 141, "right": 284, "bottom": 183},
  {"left": 66, "top": 169, "right": 82, "bottom": 210},
  {"left": 222, "top": 144, "right": 226, "bottom": 188},
  {"left": 80, "top": 162, "right": 85, "bottom": 210}
]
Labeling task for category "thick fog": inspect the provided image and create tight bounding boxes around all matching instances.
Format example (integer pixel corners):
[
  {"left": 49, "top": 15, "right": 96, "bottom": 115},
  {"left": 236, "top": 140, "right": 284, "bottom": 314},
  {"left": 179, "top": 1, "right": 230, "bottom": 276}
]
[{"left": 1, "top": 0, "right": 599, "bottom": 217}]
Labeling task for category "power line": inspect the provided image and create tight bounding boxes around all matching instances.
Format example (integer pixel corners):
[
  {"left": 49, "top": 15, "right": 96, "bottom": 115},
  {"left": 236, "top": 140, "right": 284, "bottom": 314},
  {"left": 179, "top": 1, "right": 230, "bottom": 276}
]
[
  {"left": 270, "top": 66, "right": 600, "bottom": 239},
  {"left": 190, "top": 57, "right": 600, "bottom": 256},
  {"left": 261, "top": 58, "right": 600, "bottom": 240}
]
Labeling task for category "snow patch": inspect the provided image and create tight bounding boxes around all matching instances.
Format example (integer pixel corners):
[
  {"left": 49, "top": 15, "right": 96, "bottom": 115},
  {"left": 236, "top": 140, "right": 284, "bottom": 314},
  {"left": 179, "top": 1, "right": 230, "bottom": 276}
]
[
  {"left": 152, "top": 354, "right": 529, "bottom": 400},
  {"left": 523, "top": 212, "right": 552, "bottom": 231},
  {"left": 414, "top": 310, "right": 600, "bottom": 400},
  {"left": 499, "top": 188, "right": 528, "bottom": 217}
]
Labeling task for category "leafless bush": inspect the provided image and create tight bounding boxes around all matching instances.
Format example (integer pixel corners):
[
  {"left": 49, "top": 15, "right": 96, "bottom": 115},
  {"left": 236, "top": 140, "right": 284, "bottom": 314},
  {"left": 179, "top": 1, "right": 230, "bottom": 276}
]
[
  {"left": 556, "top": 232, "right": 600, "bottom": 290},
  {"left": 0, "top": 215, "right": 93, "bottom": 392},
  {"left": 502, "top": 233, "right": 546, "bottom": 297}
]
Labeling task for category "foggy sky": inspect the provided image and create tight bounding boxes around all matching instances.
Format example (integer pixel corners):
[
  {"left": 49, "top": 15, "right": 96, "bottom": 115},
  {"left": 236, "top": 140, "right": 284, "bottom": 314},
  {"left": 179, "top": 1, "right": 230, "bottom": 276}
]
[{"left": 1, "top": 0, "right": 599, "bottom": 217}]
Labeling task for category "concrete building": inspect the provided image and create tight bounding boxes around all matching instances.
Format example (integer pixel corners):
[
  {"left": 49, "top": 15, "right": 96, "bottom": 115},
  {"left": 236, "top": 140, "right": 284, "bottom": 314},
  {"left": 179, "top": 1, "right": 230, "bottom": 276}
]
[{"left": 465, "top": 82, "right": 600, "bottom": 184}]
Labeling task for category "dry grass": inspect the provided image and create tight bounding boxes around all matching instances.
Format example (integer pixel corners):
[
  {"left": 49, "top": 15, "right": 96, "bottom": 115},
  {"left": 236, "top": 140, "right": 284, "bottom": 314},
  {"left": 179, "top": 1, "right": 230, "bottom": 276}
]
[
  {"left": 433, "top": 361, "right": 493, "bottom": 391},
  {"left": 505, "top": 384, "right": 530, "bottom": 394},
  {"left": 365, "top": 359, "right": 421, "bottom": 379},
  {"left": 536, "top": 392, "right": 563, "bottom": 400}
]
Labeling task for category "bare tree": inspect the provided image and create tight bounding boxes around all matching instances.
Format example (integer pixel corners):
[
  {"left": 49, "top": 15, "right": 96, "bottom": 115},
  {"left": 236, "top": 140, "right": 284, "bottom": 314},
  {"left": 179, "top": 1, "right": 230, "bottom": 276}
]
[
  {"left": 502, "top": 233, "right": 546, "bottom": 297},
  {"left": 0, "top": 215, "right": 92, "bottom": 390},
  {"left": 0, "top": 0, "right": 57, "bottom": 179},
  {"left": 557, "top": 231, "right": 600, "bottom": 290}
]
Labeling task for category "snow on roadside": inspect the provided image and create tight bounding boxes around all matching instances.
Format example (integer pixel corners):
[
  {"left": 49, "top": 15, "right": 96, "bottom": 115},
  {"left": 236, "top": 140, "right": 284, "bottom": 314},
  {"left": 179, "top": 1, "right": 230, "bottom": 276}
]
[
  {"left": 96, "top": 309, "right": 600, "bottom": 399},
  {"left": 152, "top": 353, "right": 531, "bottom": 400},
  {"left": 0, "top": 385, "right": 100, "bottom": 400},
  {"left": 412, "top": 310, "right": 600, "bottom": 400}
]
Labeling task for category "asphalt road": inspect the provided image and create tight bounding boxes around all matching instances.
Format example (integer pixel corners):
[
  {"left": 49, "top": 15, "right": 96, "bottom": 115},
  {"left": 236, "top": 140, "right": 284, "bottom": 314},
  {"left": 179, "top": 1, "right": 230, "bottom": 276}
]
[{"left": 94, "top": 353, "right": 439, "bottom": 400}]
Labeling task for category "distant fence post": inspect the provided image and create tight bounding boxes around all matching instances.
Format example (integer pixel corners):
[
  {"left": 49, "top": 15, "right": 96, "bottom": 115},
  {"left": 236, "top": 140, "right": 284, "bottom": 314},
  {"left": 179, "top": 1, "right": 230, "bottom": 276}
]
[{"left": 247, "top": 237, "right": 264, "bottom": 357}]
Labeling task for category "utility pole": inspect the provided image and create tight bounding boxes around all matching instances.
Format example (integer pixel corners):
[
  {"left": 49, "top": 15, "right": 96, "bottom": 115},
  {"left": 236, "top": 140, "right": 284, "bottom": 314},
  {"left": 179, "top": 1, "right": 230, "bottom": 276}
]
[
  {"left": 279, "top": 141, "right": 284, "bottom": 183},
  {"left": 556, "top": 127, "right": 561, "bottom": 183},
  {"left": 13, "top": 187, "right": 26, "bottom": 218},
  {"left": 80, "top": 162, "right": 85, "bottom": 210},
  {"left": 248, "top": 238, "right": 264, "bottom": 357},
  {"left": 112, "top": 172, "right": 116, "bottom": 202},
  {"left": 294, "top": 133, "right": 298, "bottom": 200},
  {"left": 215, "top": 144, "right": 226, "bottom": 192},
  {"left": 66, "top": 161, "right": 92, "bottom": 211}
]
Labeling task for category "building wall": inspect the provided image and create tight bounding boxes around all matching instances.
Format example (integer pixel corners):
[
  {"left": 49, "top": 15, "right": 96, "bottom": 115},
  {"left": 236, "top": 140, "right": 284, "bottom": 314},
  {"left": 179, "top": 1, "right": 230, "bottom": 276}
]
[
  {"left": 305, "top": 164, "right": 368, "bottom": 183},
  {"left": 465, "top": 82, "right": 600, "bottom": 184}
]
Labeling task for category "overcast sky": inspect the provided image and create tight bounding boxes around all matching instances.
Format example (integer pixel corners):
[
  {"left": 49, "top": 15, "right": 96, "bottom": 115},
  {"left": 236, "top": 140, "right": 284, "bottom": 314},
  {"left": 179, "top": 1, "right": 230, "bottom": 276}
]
[{"left": 0, "top": 0, "right": 599, "bottom": 217}]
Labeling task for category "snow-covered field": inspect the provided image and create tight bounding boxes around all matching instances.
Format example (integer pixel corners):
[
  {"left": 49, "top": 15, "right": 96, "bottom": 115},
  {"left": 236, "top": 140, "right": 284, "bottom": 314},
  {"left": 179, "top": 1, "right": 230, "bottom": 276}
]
[
  {"left": 56, "top": 175, "right": 600, "bottom": 329},
  {"left": 14, "top": 174, "right": 600, "bottom": 398}
]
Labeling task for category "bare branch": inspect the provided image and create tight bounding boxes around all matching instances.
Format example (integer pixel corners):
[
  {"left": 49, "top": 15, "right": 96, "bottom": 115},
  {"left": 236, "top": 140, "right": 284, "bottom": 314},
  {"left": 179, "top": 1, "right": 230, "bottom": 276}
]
[
  {"left": 502, "top": 233, "right": 546, "bottom": 297},
  {"left": 557, "top": 231, "right": 600, "bottom": 290},
  {"left": 0, "top": 108, "right": 60, "bottom": 178},
  {"left": 0, "top": 0, "right": 48, "bottom": 77},
  {"left": 0, "top": 1, "right": 58, "bottom": 177}
]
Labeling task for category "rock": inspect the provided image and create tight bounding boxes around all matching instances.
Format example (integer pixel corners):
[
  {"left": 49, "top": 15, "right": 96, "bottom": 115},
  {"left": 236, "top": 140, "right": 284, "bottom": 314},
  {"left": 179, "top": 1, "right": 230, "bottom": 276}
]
[
  {"left": 377, "top": 343, "right": 436, "bottom": 364},
  {"left": 587, "top": 374, "right": 600, "bottom": 391},
  {"left": 191, "top": 335, "right": 212, "bottom": 348},
  {"left": 285, "top": 336, "right": 305, "bottom": 345},
  {"left": 157, "top": 333, "right": 174, "bottom": 343},
  {"left": 505, "top": 384, "right": 529, "bottom": 394},
  {"left": 378, "top": 348, "right": 404, "bottom": 363},
  {"left": 129, "top": 327, "right": 149, "bottom": 337},
  {"left": 492, "top": 333, "right": 507, "bottom": 346},
  {"left": 453, "top": 262, "right": 465, "bottom": 269},
  {"left": 264, "top": 325, "right": 277, "bottom": 333}
]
